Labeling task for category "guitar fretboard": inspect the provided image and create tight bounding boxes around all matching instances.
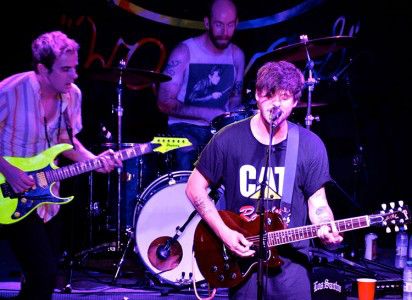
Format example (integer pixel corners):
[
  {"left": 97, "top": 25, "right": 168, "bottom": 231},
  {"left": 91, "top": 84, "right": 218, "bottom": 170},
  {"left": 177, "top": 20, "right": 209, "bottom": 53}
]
[
  {"left": 44, "top": 143, "right": 153, "bottom": 183},
  {"left": 267, "top": 216, "right": 370, "bottom": 246}
]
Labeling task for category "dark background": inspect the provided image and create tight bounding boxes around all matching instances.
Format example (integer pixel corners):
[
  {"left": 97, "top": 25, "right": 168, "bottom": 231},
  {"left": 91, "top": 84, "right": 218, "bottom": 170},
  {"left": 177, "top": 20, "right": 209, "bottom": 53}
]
[{"left": 1, "top": 0, "right": 411, "bottom": 254}]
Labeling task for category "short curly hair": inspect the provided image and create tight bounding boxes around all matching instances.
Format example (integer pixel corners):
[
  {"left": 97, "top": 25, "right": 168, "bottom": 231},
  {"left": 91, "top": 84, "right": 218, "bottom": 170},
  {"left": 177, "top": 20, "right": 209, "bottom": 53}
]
[
  {"left": 32, "top": 31, "right": 79, "bottom": 72},
  {"left": 256, "top": 61, "right": 304, "bottom": 102}
]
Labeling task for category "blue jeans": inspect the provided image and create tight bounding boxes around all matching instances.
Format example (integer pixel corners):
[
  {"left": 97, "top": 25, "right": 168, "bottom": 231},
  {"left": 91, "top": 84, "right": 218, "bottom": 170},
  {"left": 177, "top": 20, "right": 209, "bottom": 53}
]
[{"left": 167, "top": 123, "right": 213, "bottom": 171}]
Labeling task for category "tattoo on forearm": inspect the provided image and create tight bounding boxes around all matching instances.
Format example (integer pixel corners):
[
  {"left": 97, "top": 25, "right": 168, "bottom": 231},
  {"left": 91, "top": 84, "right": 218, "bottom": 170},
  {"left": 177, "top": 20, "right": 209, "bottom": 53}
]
[
  {"left": 193, "top": 195, "right": 214, "bottom": 217},
  {"left": 315, "top": 206, "right": 332, "bottom": 223},
  {"left": 164, "top": 60, "right": 181, "bottom": 76},
  {"left": 233, "top": 80, "right": 243, "bottom": 96}
]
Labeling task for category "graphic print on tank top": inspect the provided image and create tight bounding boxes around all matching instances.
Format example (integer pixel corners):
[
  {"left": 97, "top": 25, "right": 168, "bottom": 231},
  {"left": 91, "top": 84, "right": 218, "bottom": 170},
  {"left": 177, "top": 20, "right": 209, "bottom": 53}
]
[{"left": 184, "top": 64, "right": 234, "bottom": 108}]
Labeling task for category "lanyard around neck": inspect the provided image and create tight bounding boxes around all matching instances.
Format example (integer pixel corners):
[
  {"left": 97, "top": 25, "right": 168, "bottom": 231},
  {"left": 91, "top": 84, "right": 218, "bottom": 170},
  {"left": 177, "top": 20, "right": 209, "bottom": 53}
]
[{"left": 43, "top": 94, "right": 63, "bottom": 148}]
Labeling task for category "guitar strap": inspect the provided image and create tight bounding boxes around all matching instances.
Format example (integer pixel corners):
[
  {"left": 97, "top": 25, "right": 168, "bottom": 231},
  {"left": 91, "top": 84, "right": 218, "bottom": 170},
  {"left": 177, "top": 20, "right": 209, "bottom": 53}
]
[
  {"left": 63, "top": 109, "right": 76, "bottom": 150},
  {"left": 281, "top": 121, "right": 299, "bottom": 207}
]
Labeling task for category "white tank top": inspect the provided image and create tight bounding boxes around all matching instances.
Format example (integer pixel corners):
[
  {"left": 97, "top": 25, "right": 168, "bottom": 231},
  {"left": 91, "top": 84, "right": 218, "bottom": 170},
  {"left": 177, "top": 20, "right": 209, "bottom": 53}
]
[{"left": 168, "top": 37, "right": 236, "bottom": 126}]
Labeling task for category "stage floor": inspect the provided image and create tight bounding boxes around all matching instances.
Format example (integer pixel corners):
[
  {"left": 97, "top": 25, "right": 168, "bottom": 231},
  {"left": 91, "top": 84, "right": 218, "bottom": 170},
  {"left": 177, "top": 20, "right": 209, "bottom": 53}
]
[
  {"left": 0, "top": 240, "right": 404, "bottom": 299},
  {"left": 0, "top": 239, "right": 228, "bottom": 299},
  {"left": 0, "top": 277, "right": 228, "bottom": 300}
]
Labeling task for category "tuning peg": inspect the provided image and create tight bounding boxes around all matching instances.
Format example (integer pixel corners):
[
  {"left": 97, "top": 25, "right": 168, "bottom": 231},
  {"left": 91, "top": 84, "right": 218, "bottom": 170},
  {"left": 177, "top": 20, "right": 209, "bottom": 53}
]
[
  {"left": 404, "top": 224, "right": 408, "bottom": 231},
  {"left": 386, "top": 227, "right": 392, "bottom": 233},
  {"left": 399, "top": 200, "right": 404, "bottom": 207},
  {"left": 395, "top": 225, "right": 400, "bottom": 232},
  {"left": 390, "top": 202, "right": 395, "bottom": 209},
  {"left": 381, "top": 203, "right": 387, "bottom": 211}
]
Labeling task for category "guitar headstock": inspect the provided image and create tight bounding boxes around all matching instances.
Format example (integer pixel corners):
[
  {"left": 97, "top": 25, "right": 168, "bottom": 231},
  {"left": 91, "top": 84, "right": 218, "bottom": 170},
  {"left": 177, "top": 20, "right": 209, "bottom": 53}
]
[
  {"left": 374, "top": 201, "right": 410, "bottom": 233},
  {"left": 151, "top": 137, "right": 192, "bottom": 154}
]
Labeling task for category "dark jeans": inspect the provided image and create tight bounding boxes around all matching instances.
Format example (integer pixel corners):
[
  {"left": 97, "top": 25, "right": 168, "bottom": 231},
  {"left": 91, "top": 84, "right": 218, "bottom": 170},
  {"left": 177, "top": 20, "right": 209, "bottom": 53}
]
[
  {"left": 229, "top": 250, "right": 312, "bottom": 300},
  {"left": 2, "top": 213, "right": 62, "bottom": 300},
  {"left": 167, "top": 123, "right": 213, "bottom": 171}
]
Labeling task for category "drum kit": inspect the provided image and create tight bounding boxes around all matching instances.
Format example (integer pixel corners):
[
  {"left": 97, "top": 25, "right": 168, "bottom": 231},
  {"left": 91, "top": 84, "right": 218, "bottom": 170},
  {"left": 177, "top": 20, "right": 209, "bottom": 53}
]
[{"left": 77, "top": 34, "right": 355, "bottom": 288}]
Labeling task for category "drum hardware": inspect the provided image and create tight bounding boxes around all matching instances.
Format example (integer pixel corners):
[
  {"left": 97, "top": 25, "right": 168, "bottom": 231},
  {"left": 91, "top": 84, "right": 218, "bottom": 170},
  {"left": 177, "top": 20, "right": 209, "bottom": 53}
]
[
  {"left": 73, "top": 61, "right": 173, "bottom": 284},
  {"left": 300, "top": 34, "right": 320, "bottom": 130},
  {"left": 112, "top": 58, "right": 127, "bottom": 252},
  {"left": 89, "top": 58, "right": 172, "bottom": 251},
  {"left": 112, "top": 226, "right": 135, "bottom": 284}
]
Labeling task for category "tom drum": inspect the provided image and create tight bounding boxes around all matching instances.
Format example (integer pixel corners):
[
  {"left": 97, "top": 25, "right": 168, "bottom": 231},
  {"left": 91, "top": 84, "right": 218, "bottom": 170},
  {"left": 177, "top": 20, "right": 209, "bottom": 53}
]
[{"left": 210, "top": 109, "right": 257, "bottom": 134}]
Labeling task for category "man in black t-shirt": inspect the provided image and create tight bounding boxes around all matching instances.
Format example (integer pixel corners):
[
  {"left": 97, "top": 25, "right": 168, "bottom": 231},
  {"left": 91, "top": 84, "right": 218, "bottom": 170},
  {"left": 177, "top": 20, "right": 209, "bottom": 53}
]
[{"left": 186, "top": 61, "right": 343, "bottom": 299}]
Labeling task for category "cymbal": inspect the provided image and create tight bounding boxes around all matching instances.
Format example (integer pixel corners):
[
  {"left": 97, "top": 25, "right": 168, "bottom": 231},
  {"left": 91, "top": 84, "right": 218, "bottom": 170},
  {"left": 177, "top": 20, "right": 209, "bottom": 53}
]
[
  {"left": 295, "top": 101, "right": 327, "bottom": 108},
  {"left": 88, "top": 67, "right": 171, "bottom": 86},
  {"left": 251, "top": 35, "right": 354, "bottom": 70}
]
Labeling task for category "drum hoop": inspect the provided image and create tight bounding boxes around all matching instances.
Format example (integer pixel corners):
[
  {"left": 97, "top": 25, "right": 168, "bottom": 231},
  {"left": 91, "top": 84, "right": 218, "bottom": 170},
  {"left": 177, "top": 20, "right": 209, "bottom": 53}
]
[
  {"left": 210, "top": 109, "right": 258, "bottom": 132},
  {"left": 139, "top": 170, "right": 192, "bottom": 200},
  {"left": 133, "top": 170, "right": 192, "bottom": 227}
]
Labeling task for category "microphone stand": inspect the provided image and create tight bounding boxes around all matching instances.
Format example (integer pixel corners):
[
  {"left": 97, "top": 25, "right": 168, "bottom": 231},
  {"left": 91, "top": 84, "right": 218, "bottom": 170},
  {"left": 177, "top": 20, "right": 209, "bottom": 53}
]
[
  {"left": 256, "top": 118, "right": 277, "bottom": 300},
  {"left": 114, "top": 58, "right": 126, "bottom": 251},
  {"left": 331, "top": 56, "right": 366, "bottom": 207}
]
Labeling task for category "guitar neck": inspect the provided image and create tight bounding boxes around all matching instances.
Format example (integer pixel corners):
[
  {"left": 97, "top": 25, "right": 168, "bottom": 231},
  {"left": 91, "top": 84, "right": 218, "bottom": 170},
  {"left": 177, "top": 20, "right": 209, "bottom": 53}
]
[
  {"left": 267, "top": 215, "right": 371, "bottom": 247},
  {"left": 44, "top": 143, "right": 153, "bottom": 183}
]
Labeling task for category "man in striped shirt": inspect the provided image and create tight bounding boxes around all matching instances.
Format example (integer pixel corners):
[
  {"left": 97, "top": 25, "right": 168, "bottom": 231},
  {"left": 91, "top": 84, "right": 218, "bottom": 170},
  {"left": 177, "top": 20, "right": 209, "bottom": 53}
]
[{"left": 0, "top": 31, "right": 121, "bottom": 300}]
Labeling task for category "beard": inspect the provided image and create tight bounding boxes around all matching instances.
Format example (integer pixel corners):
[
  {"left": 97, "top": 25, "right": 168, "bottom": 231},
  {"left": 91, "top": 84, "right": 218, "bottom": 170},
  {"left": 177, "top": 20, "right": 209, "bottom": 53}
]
[{"left": 208, "top": 30, "right": 231, "bottom": 50}]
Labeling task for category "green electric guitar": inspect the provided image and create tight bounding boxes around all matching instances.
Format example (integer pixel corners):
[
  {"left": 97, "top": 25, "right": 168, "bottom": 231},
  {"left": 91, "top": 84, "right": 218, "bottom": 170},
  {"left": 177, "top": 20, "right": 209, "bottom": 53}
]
[{"left": 0, "top": 137, "right": 191, "bottom": 225}]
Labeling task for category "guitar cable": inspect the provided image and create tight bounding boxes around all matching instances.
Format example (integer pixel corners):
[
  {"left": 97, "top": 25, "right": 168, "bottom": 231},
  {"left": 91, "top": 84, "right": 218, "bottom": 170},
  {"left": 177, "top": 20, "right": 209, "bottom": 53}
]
[{"left": 192, "top": 250, "right": 217, "bottom": 300}]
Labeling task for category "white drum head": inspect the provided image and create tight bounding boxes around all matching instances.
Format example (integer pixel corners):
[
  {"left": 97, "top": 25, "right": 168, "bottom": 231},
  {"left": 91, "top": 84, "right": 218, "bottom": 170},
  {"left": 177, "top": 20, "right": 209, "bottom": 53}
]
[{"left": 134, "top": 171, "right": 205, "bottom": 286}]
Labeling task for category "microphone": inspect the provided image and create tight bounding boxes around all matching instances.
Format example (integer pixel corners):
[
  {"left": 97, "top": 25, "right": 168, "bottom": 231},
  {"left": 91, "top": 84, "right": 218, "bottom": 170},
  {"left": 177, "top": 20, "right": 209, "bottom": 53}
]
[
  {"left": 156, "top": 239, "right": 172, "bottom": 260},
  {"left": 270, "top": 106, "right": 282, "bottom": 127}
]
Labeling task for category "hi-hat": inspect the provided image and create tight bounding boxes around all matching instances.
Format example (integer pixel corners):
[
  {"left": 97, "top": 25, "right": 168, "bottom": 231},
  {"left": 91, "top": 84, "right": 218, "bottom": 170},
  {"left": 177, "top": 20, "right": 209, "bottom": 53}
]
[{"left": 88, "top": 67, "right": 171, "bottom": 86}]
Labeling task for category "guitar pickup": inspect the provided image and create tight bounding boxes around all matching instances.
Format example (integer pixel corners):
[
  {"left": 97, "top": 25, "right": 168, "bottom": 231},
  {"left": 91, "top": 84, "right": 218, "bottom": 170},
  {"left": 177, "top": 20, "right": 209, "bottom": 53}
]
[{"left": 1, "top": 182, "right": 17, "bottom": 198}]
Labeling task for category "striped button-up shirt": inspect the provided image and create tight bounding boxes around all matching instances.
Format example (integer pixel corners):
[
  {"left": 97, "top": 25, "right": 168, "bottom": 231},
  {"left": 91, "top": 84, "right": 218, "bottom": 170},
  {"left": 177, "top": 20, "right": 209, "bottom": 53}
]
[{"left": 0, "top": 71, "right": 83, "bottom": 221}]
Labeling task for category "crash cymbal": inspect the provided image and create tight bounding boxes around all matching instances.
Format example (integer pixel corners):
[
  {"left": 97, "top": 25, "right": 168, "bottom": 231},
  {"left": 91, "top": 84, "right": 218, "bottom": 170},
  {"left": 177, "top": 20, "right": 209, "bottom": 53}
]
[
  {"left": 295, "top": 101, "right": 327, "bottom": 108},
  {"left": 88, "top": 67, "right": 171, "bottom": 86},
  {"left": 248, "top": 36, "right": 354, "bottom": 75}
]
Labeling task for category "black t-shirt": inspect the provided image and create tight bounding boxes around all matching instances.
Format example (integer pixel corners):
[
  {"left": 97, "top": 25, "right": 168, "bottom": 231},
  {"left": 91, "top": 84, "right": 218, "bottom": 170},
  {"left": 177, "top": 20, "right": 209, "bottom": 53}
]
[{"left": 195, "top": 117, "right": 332, "bottom": 250}]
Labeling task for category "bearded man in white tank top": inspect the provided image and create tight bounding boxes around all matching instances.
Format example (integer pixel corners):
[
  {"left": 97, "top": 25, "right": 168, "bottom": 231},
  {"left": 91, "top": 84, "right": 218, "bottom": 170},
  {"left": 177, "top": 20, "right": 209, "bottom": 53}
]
[{"left": 157, "top": 0, "right": 245, "bottom": 171}]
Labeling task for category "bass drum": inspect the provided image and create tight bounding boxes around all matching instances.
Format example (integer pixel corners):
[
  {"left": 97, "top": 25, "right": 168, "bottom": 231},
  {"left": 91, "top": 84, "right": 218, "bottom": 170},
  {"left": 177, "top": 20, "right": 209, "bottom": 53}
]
[{"left": 134, "top": 171, "right": 205, "bottom": 286}]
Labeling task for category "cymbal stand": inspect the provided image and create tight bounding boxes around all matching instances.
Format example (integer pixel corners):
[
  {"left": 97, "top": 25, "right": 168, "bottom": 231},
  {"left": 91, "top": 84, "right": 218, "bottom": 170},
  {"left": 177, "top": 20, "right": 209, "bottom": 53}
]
[
  {"left": 112, "top": 227, "right": 134, "bottom": 283},
  {"left": 114, "top": 58, "right": 126, "bottom": 251},
  {"left": 300, "top": 35, "right": 320, "bottom": 131}
]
